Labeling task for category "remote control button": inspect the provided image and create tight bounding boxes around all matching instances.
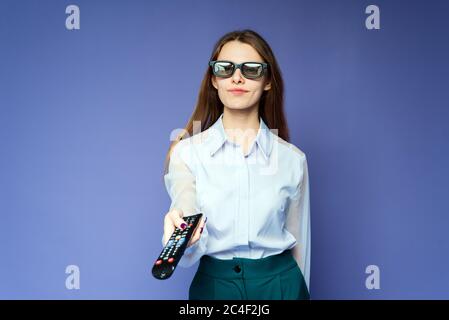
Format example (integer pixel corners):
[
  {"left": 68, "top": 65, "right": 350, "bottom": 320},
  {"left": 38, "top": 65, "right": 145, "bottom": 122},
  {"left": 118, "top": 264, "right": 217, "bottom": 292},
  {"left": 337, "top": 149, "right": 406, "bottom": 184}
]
[
  {"left": 175, "top": 235, "right": 181, "bottom": 240},
  {"left": 155, "top": 260, "right": 162, "bottom": 265},
  {"left": 168, "top": 258, "right": 174, "bottom": 263}
]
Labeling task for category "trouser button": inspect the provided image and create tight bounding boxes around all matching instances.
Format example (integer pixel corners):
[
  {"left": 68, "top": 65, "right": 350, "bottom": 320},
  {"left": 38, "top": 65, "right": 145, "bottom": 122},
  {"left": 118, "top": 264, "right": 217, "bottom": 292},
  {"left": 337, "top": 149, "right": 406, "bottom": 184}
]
[{"left": 233, "top": 265, "right": 241, "bottom": 273}]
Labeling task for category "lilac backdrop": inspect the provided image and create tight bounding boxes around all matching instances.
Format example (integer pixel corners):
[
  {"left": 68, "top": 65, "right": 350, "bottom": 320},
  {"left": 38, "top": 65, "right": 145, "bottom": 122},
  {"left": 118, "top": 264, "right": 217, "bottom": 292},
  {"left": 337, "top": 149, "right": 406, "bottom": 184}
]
[{"left": 1, "top": 0, "right": 448, "bottom": 299}]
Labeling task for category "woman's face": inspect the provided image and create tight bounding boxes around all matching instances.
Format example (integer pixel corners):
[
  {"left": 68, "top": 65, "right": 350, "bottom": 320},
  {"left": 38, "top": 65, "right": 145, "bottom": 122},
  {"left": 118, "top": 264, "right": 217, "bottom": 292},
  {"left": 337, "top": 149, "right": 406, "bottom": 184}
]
[{"left": 211, "top": 41, "right": 271, "bottom": 111}]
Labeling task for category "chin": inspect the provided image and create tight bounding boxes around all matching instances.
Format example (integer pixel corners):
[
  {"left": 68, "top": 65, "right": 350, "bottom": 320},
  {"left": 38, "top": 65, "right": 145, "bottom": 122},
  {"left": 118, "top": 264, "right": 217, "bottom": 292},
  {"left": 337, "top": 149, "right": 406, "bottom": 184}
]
[
  {"left": 226, "top": 105, "right": 253, "bottom": 111},
  {"left": 224, "top": 101, "right": 253, "bottom": 110}
]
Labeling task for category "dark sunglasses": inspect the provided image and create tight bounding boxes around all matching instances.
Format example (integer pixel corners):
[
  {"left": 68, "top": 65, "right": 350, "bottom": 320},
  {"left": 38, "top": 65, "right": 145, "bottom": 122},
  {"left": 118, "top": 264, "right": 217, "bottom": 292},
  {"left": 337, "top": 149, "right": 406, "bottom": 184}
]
[{"left": 209, "top": 60, "right": 269, "bottom": 79}]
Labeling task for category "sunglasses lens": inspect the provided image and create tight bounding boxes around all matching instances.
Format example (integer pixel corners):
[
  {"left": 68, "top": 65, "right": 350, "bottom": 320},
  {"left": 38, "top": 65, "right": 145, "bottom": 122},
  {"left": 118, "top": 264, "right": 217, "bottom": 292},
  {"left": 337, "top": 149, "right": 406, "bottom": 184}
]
[
  {"left": 211, "top": 61, "right": 266, "bottom": 79},
  {"left": 242, "top": 63, "right": 264, "bottom": 78},
  {"left": 213, "top": 62, "right": 234, "bottom": 77}
]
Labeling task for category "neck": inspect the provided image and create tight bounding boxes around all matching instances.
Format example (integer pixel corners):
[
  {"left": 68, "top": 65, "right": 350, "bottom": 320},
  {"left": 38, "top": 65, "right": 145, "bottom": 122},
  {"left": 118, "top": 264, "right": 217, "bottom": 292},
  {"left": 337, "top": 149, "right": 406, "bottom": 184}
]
[
  {"left": 222, "top": 105, "right": 260, "bottom": 146},
  {"left": 222, "top": 106, "right": 260, "bottom": 132}
]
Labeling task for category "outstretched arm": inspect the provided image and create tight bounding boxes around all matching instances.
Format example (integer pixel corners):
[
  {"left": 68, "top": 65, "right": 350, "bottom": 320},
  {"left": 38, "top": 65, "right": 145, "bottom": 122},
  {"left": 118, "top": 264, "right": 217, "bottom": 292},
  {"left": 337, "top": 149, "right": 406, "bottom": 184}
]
[{"left": 163, "top": 141, "right": 208, "bottom": 267}]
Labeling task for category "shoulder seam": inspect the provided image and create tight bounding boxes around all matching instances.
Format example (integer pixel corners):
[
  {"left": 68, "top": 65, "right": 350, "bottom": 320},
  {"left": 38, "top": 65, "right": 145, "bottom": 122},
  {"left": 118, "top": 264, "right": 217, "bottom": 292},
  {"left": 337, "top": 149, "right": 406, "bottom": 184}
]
[{"left": 275, "top": 136, "right": 306, "bottom": 159}]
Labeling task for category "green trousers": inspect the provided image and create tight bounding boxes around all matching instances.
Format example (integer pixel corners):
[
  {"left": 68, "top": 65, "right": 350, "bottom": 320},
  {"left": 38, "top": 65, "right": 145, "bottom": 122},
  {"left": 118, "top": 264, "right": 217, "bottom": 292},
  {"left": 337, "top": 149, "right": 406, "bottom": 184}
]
[{"left": 189, "top": 250, "right": 310, "bottom": 300}]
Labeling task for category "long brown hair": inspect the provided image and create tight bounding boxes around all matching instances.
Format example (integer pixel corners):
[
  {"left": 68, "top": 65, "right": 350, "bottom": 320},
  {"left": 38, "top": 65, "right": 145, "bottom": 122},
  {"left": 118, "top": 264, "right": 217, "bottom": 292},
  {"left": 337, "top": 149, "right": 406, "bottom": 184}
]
[{"left": 163, "top": 29, "right": 289, "bottom": 175}]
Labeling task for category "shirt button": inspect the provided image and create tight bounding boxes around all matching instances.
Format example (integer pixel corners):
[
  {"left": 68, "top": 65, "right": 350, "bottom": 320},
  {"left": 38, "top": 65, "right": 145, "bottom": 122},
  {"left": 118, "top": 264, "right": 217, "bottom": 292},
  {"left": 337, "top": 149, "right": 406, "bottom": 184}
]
[{"left": 233, "top": 265, "right": 241, "bottom": 273}]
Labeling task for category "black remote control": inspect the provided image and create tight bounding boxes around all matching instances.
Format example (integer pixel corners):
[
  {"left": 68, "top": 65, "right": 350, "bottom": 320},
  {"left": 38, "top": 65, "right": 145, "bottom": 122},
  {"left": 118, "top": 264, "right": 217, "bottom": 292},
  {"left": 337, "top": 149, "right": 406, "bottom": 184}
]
[{"left": 152, "top": 213, "right": 203, "bottom": 280}]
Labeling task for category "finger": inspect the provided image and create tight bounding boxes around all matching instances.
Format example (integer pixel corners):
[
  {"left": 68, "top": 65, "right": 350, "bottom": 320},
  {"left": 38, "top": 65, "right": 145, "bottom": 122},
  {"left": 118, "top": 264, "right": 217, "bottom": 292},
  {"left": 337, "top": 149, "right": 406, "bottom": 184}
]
[
  {"left": 170, "top": 208, "right": 187, "bottom": 230},
  {"left": 187, "top": 217, "right": 206, "bottom": 247},
  {"left": 200, "top": 216, "right": 207, "bottom": 228},
  {"left": 187, "top": 230, "right": 199, "bottom": 247},
  {"left": 163, "top": 210, "right": 180, "bottom": 245},
  {"left": 163, "top": 222, "right": 174, "bottom": 246}
]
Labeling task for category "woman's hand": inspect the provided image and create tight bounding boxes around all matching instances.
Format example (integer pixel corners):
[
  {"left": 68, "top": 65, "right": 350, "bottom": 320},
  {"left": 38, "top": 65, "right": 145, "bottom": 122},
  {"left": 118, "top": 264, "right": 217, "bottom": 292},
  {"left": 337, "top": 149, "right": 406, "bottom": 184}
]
[{"left": 163, "top": 208, "right": 207, "bottom": 248}]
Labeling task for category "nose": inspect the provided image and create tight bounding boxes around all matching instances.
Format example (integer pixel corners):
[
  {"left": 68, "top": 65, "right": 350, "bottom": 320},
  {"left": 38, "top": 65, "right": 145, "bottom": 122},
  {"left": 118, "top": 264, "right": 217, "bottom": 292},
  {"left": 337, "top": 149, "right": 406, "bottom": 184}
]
[{"left": 231, "top": 67, "right": 245, "bottom": 84}]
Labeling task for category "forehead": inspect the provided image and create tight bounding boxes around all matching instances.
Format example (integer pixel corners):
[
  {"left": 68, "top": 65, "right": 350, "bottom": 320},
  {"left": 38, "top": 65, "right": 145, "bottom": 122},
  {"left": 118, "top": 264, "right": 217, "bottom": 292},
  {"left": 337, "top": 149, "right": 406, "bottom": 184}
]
[{"left": 217, "top": 41, "right": 264, "bottom": 63}]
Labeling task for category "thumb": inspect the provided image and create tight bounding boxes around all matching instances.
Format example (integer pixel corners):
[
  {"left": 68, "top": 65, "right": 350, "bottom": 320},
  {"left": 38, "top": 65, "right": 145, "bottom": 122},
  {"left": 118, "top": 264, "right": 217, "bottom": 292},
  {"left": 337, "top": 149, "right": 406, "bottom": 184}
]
[{"left": 172, "top": 208, "right": 187, "bottom": 230}]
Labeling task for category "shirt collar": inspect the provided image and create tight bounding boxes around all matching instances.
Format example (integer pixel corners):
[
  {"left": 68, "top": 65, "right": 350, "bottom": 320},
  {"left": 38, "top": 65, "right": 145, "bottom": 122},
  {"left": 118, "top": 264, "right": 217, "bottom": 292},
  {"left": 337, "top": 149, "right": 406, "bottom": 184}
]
[{"left": 206, "top": 113, "right": 273, "bottom": 160}]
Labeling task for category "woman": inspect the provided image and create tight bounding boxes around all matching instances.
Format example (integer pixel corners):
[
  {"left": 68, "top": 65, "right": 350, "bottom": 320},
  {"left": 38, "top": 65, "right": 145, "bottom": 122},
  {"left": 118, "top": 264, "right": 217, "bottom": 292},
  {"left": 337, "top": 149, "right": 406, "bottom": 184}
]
[{"left": 162, "top": 29, "right": 311, "bottom": 300}]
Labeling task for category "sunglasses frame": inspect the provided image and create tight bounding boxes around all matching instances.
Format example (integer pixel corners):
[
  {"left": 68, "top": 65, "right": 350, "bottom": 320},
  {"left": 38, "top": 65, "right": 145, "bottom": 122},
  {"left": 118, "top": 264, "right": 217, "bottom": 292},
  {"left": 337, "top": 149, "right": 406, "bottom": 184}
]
[{"left": 209, "top": 60, "right": 269, "bottom": 79}]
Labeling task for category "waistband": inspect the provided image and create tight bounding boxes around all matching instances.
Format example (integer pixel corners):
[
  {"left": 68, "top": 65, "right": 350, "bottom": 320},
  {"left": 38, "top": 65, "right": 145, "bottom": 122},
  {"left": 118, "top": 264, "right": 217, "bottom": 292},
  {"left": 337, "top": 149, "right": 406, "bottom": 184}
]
[{"left": 197, "top": 249, "right": 298, "bottom": 280}]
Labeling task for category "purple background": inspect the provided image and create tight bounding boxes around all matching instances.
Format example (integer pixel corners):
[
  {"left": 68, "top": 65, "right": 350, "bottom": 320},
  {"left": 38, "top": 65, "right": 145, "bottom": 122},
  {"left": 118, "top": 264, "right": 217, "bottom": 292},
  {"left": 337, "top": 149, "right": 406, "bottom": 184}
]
[{"left": 1, "top": 0, "right": 448, "bottom": 299}]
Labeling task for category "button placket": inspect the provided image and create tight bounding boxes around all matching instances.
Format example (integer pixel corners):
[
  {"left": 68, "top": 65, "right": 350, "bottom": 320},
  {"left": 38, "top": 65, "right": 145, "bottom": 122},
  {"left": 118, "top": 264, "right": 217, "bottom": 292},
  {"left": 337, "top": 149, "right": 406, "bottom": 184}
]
[{"left": 236, "top": 147, "right": 250, "bottom": 246}]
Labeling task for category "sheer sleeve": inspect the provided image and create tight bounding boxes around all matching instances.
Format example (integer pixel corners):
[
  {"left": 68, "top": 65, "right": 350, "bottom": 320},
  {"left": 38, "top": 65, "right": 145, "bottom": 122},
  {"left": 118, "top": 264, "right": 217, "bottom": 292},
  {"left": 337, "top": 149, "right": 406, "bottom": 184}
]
[
  {"left": 162, "top": 140, "right": 208, "bottom": 267},
  {"left": 285, "top": 154, "right": 311, "bottom": 291}
]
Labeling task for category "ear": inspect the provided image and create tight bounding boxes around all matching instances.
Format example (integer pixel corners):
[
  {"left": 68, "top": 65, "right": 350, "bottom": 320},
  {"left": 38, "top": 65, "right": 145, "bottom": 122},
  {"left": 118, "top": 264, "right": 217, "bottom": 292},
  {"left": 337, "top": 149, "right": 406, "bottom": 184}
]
[
  {"left": 263, "top": 80, "right": 271, "bottom": 91},
  {"left": 211, "top": 76, "right": 218, "bottom": 90}
]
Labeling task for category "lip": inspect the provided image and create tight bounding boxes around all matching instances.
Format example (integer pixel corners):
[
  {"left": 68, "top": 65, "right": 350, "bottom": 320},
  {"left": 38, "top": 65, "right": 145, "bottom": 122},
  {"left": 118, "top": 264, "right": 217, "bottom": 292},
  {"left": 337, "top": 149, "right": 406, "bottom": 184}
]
[{"left": 228, "top": 88, "right": 249, "bottom": 95}]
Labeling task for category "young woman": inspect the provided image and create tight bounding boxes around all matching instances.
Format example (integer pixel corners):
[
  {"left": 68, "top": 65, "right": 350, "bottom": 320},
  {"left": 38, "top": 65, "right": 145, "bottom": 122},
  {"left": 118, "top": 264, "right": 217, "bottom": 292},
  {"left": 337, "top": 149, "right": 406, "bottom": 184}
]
[{"left": 162, "top": 29, "right": 311, "bottom": 300}]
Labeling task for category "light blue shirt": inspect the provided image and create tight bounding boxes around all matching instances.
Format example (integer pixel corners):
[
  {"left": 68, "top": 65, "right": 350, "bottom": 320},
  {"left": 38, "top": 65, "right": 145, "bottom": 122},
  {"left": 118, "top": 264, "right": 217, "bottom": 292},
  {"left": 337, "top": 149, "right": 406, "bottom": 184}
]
[{"left": 163, "top": 113, "right": 311, "bottom": 289}]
